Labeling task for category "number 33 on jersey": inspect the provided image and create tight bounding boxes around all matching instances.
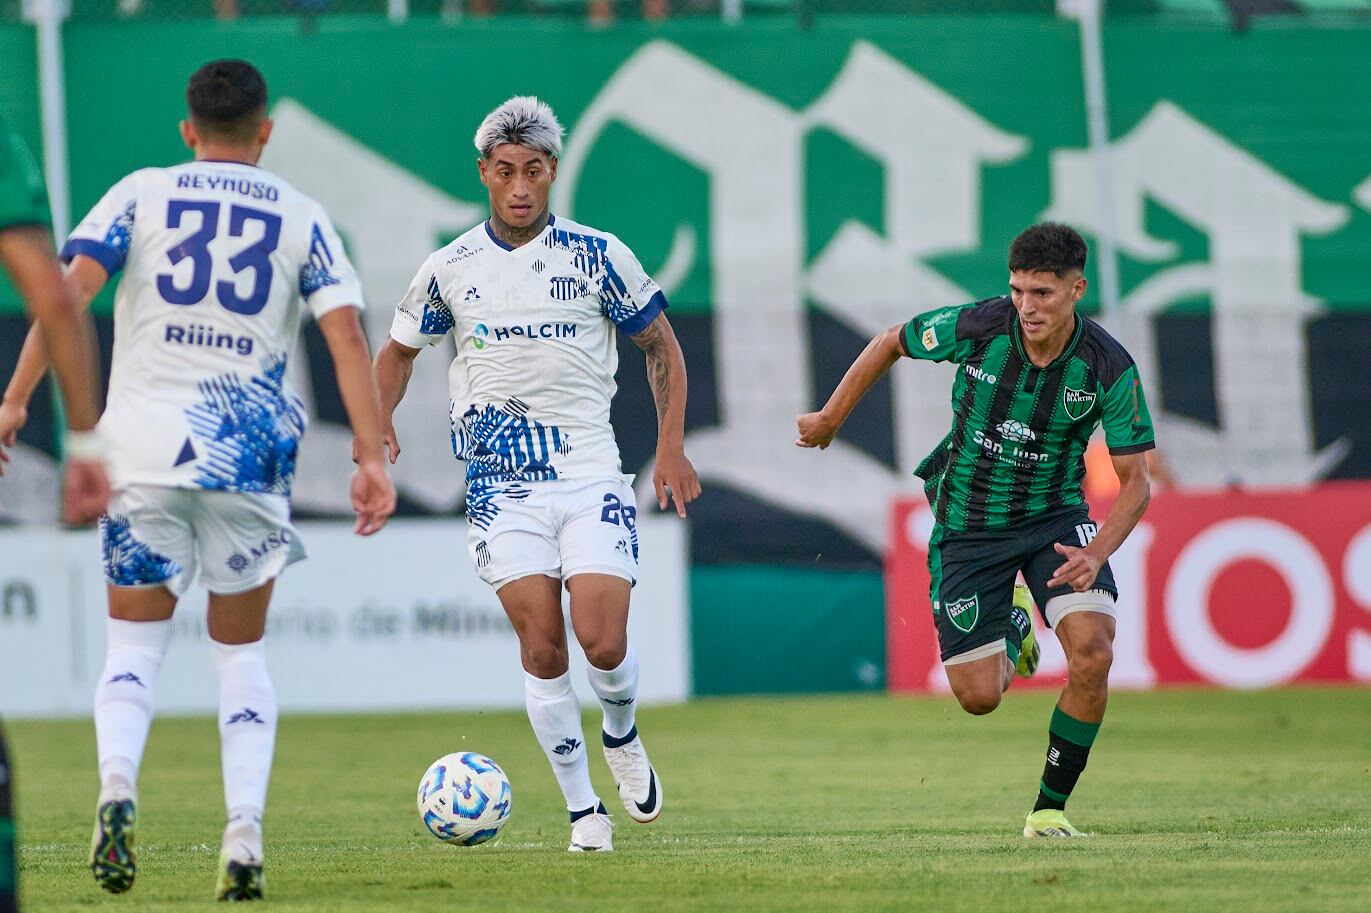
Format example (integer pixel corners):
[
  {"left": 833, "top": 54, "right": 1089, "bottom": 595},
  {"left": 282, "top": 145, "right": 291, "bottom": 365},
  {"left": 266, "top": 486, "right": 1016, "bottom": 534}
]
[{"left": 61, "top": 161, "right": 363, "bottom": 494}]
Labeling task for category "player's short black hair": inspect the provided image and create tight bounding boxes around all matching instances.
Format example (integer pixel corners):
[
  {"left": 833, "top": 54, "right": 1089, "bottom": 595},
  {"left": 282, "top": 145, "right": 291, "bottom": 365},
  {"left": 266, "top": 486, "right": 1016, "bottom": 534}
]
[
  {"left": 1008, "top": 222, "right": 1088, "bottom": 277},
  {"left": 186, "top": 59, "right": 268, "bottom": 142}
]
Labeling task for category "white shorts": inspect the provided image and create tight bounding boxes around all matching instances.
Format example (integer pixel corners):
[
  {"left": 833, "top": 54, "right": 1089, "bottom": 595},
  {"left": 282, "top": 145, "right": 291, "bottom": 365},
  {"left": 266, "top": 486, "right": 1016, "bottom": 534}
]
[
  {"left": 465, "top": 477, "right": 639, "bottom": 590},
  {"left": 100, "top": 485, "right": 306, "bottom": 596}
]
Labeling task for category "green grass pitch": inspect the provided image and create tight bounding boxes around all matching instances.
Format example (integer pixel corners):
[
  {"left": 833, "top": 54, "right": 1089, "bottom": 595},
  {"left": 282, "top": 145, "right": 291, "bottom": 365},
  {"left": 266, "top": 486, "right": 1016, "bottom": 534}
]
[{"left": 10, "top": 687, "right": 1370, "bottom": 912}]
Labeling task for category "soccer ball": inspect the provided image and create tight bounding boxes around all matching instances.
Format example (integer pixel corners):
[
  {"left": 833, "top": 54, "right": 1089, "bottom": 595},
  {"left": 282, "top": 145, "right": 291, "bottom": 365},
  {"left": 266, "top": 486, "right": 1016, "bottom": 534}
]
[{"left": 416, "top": 752, "right": 513, "bottom": 846}]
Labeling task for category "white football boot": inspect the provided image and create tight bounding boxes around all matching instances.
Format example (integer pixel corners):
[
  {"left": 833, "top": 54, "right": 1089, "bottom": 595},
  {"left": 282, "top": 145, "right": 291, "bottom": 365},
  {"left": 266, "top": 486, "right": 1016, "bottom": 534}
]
[
  {"left": 602, "top": 726, "right": 663, "bottom": 823},
  {"left": 568, "top": 803, "right": 614, "bottom": 852}
]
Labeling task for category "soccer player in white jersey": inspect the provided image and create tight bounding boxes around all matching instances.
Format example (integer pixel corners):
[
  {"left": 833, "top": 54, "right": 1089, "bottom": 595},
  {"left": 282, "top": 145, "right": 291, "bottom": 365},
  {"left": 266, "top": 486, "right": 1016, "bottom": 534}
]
[
  {"left": 0, "top": 60, "right": 396, "bottom": 900},
  {"left": 371, "top": 96, "right": 700, "bottom": 852}
]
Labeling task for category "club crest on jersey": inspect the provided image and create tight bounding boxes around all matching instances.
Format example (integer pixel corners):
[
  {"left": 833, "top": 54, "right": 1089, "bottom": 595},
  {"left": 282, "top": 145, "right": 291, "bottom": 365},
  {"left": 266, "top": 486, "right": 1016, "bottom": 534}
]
[
  {"left": 946, "top": 595, "right": 979, "bottom": 633},
  {"left": 549, "top": 276, "right": 590, "bottom": 301},
  {"left": 1063, "top": 386, "right": 1097, "bottom": 421}
]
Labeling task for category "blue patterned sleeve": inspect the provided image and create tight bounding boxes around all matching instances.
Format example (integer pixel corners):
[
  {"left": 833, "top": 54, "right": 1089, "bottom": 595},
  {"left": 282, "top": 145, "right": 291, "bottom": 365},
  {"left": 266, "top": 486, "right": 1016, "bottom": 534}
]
[
  {"left": 390, "top": 255, "right": 452, "bottom": 349},
  {"left": 599, "top": 233, "right": 667, "bottom": 336},
  {"left": 61, "top": 172, "right": 140, "bottom": 277},
  {"left": 300, "top": 209, "right": 364, "bottom": 316}
]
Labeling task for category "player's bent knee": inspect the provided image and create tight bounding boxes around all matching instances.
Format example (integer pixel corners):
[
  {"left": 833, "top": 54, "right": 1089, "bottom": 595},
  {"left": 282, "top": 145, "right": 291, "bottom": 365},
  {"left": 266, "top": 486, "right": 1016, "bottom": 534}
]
[
  {"left": 1068, "top": 639, "right": 1114, "bottom": 681},
  {"left": 520, "top": 642, "right": 569, "bottom": 678},
  {"left": 957, "top": 690, "right": 1002, "bottom": 716},
  {"left": 951, "top": 682, "right": 1003, "bottom": 716},
  {"left": 582, "top": 643, "right": 628, "bottom": 671},
  {"left": 578, "top": 631, "right": 628, "bottom": 671}
]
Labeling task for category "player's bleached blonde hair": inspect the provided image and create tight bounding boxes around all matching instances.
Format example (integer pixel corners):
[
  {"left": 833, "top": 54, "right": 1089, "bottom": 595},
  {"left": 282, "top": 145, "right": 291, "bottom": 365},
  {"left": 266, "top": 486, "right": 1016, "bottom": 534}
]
[{"left": 473, "top": 96, "right": 564, "bottom": 159}]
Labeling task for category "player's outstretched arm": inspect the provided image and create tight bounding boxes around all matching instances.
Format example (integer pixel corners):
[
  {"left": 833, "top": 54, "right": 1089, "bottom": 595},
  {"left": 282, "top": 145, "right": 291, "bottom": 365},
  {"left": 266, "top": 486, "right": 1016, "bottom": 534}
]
[
  {"left": 796, "top": 324, "right": 904, "bottom": 450},
  {"left": 318, "top": 307, "right": 397, "bottom": 536},
  {"left": 1050, "top": 451, "right": 1151, "bottom": 593},
  {"left": 368, "top": 337, "right": 421, "bottom": 466},
  {"left": 0, "top": 238, "right": 109, "bottom": 522},
  {"left": 631, "top": 312, "right": 700, "bottom": 518}
]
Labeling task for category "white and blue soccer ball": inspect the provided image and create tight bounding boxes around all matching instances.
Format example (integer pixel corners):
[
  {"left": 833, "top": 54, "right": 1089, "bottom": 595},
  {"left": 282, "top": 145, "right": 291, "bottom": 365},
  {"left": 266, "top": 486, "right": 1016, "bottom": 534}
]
[{"left": 416, "top": 752, "right": 513, "bottom": 846}]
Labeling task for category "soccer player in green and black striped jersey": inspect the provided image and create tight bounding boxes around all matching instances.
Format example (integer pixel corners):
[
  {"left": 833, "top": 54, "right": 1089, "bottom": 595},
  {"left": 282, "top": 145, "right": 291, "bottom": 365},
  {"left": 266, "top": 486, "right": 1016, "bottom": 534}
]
[
  {"left": 0, "top": 112, "right": 112, "bottom": 913},
  {"left": 797, "top": 223, "right": 1154, "bottom": 838}
]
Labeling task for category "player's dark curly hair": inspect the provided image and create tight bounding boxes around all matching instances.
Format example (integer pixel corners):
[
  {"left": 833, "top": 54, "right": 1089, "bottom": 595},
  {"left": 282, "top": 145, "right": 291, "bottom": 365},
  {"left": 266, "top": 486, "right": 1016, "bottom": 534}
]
[
  {"left": 187, "top": 60, "right": 268, "bottom": 142},
  {"left": 1008, "top": 222, "right": 1088, "bottom": 277}
]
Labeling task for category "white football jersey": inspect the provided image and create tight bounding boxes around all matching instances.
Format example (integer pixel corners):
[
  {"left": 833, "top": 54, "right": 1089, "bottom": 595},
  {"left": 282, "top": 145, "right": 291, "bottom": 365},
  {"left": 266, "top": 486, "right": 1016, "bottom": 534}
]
[
  {"left": 390, "top": 214, "right": 666, "bottom": 487},
  {"left": 63, "top": 160, "right": 363, "bottom": 494}
]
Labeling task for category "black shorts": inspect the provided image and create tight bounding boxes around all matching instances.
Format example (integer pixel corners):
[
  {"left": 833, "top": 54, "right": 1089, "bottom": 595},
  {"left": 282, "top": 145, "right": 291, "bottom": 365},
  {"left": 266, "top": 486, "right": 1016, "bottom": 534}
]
[{"left": 927, "top": 509, "right": 1118, "bottom": 663}]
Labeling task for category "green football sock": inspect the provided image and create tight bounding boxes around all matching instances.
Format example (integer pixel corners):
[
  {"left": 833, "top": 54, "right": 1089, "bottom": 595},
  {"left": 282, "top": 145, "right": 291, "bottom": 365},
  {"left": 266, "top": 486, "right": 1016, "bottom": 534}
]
[{"left": 1033, "top": 706, "right": 1100, "bottom": 812}]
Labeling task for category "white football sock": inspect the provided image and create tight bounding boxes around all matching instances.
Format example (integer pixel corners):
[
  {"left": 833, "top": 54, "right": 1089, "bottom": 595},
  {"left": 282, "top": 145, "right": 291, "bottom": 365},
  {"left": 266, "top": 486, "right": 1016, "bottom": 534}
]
[
  {"left": 586, "top": 647, "right": 639, "bottom": 741},
  {"left": 524, "top": 670, "right": 598, "bottom": 813},
  {"left": 222, "top": 804, "right": 264, "bottom": 862},
  {"left": 213, "top": 639, "right": 276, "bottom": 821},
  {"left": 93, "top": 617, "right": 173, "bottom": 799}
]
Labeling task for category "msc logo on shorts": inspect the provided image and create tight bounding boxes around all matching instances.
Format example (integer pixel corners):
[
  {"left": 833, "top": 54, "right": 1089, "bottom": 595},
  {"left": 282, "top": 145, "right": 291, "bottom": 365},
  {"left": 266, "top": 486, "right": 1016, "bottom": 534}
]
[
  {"left": 225, "top": 530, "right": 293, "bottom": 574},
  {"left": 946, "top": 595, "right": 980, "bottom": 633}
]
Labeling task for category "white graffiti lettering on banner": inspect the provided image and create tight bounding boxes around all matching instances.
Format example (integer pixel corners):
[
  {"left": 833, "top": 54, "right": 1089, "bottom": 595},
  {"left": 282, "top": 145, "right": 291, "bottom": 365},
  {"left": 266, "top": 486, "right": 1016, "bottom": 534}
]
[{"left": 6, "top": 44, "right": 1352, "bottom": 538}]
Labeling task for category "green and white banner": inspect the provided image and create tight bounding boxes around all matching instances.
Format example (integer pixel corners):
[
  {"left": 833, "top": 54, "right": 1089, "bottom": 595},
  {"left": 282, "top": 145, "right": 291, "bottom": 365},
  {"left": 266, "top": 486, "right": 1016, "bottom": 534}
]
[{"left": 2, "top": 15, "right": 1369, "bottom": 693}]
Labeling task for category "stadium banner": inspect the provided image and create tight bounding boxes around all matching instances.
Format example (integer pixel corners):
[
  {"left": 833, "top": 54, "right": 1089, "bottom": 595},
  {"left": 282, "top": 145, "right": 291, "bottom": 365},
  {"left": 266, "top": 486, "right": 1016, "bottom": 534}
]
[
  {"left": 0, "top": 516, "right": 689, "bottom": 718},
  {"left": 0, "top": 17, "right": 1369, "bottom": 563},
  {"left": 885, "top": 484, "right": 1371, "bottom": 692}
]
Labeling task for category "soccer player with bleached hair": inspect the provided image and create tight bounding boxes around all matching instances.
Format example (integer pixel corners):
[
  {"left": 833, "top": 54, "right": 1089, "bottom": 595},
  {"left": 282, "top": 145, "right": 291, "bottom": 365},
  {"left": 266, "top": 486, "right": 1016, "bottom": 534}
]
[
  {"left": 373, "top": 95, "right": 700, "bottom": 852},
  {"left": 798, "top": 223, "right": 1155, "bottom": 838},
  {"left": 1, "top": 59, "right": 396, "bottom": 899}
]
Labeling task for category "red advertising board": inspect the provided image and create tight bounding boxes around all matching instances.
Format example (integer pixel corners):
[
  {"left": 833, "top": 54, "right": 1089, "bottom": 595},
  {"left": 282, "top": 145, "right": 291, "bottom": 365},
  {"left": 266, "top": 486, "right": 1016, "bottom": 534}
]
[{"left": 885, "top": 484, "right": 1371, "bottom": 692}]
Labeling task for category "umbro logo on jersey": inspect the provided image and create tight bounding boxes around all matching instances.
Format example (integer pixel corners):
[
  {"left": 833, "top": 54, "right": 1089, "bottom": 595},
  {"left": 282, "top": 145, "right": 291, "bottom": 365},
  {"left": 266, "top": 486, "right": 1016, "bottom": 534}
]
[
  {"left": 226, "top": 707, "right": 266, "bottom": 725},
  {"left": 107, "top": 672, "right": 145, "bottom": 687},
  {"left": 553, "top": 737, "right": 581, "bottom": 756},
  {"left": 531, "top": 259, "right": 547, "bottom": 274}
]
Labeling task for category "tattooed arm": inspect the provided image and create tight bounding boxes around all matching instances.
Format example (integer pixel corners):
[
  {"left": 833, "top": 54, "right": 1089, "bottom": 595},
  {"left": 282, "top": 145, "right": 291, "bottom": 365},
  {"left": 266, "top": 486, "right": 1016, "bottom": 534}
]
[{"left": 630, "top": 313, "right": 701, "bottom": 517}]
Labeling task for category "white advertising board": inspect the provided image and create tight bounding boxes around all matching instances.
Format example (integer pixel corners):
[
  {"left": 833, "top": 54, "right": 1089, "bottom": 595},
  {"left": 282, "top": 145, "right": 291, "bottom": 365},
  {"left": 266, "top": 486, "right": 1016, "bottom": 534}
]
[{"left": 0, "top": 517, "right": 689, "bottom": 718}]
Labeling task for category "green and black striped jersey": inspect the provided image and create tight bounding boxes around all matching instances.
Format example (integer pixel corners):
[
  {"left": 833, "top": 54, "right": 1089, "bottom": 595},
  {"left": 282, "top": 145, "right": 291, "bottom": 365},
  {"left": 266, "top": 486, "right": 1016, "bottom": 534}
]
[{"left": 900, "top": 296, "right": 1155, "bottom": 533}]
